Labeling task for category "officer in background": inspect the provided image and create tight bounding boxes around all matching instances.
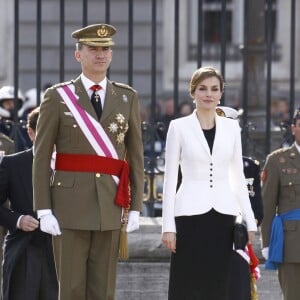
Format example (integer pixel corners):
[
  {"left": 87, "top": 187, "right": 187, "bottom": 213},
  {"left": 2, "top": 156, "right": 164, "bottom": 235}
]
[
  {"left": 0, "top": 86, "right": 31, "bottom": 151},
  {"left": 216, "top": 106, "right": 263, "bottom": 300},
  {"left": 0, "top": 86, "right": 25, "bottom": 138},
  {"left": 261, "top": 108, "right": 300, "bottom": 300}
]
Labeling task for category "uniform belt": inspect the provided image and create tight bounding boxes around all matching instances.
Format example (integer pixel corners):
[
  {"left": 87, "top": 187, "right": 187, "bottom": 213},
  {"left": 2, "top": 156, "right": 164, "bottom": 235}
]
[{"left": 55, "top": 153, "right": 130, "bottom": 208}]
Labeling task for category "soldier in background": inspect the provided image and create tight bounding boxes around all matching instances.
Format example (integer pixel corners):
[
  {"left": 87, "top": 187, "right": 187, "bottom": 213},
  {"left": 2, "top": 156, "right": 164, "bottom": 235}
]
[
  {"left": 0, "top": 86, "right": 31, "bottom": 152},
  {"left": 0, "top": 86, "right": 25, "bottom": 139},
  {"left": 261, "top": 107, "right": 300, "bottom": 300}
]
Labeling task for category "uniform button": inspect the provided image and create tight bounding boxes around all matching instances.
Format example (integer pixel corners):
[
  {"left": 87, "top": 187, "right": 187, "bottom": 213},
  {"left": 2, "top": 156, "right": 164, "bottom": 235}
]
[
  {"left": 96, "top": 173, "right": 101, "bottom": 178},
  {"left": 57, "top": 182, "right": 61, "bottom": 186},
  {"left": 210, "top": 180, "right": 213, "bottom": 182},
  {"left": 210, "top": 163, "right": 213, "bottom": 166},
  {"left": 210, "top": 185, "right": 213, "bottom": 188},
  {"left": 73, "top": 124, "right": 77, "bottom": 128},
  {"left": 289, "top": 182, "right": 292, "bottom": 186},
  {"left": 210, "top": 174, "right": 212, "bottom": 176},
  {"left": 210, "top": 168, "right": 213, "bottom": 171}
]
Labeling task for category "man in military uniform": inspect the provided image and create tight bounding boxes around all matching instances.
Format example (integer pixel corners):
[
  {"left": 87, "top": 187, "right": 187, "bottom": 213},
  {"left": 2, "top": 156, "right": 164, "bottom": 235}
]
[
  {"left": 261, "top": 107, "right": 300, "bottom": 300},
  {"left": 32, "top": 24, "right": 144, "bottom": 300}
]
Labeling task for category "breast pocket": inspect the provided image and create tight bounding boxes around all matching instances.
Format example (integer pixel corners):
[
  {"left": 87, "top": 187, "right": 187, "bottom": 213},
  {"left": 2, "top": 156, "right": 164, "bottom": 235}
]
[
  {"left": 280, "top": 176, "right": 300, "bottom": 203},
  {"left": 61, "top": 117, "right": 82, "bottom": 149}
]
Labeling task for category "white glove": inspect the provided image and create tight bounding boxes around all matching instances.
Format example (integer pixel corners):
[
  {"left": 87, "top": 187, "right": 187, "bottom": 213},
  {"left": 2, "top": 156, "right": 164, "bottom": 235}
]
[
  {"left": 40, "top": 213, "right": 61, "bottom": 236},
  {"left": 126, "top": 210, "right": 140, "bottom": 233},
  {"left": 262, "top": 247, "right": 269, "bottom": 260}
]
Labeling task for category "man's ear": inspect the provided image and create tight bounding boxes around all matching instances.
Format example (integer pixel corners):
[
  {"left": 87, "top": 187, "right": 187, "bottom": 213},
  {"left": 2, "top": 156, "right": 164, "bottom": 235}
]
[{"left": 74, "top": 50, "right": 81, "bottom": 63}]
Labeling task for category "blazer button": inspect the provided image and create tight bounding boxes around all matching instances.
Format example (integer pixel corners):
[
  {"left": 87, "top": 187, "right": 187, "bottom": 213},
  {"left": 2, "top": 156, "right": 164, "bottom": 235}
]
[
  {"left": 96, "top": 173, "right": 101, "bottom": 178},
  {"left": 57, "top": 182, "right": 61, "bottom": 186},
  {"left": 73, "top": 124, "right": 77, "bottom": 128}
]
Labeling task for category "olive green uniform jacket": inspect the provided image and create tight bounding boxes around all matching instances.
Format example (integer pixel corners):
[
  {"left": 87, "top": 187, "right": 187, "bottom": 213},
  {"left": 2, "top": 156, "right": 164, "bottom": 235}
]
[
  {"left": 261, "top": 144, "right": 300, "bottom": 262},
  {"left": 33, "top": 77, "right": 144, "bottom": 231}
]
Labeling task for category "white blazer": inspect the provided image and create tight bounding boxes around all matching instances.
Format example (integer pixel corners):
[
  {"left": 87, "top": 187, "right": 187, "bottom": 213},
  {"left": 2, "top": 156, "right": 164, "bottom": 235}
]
[{"left": 162, "top": 110, "right": 257, "bottom": 233}]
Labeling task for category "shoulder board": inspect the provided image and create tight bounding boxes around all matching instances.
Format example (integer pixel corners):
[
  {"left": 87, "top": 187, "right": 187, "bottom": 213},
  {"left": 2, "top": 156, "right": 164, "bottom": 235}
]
[
  {"left": 0, "top": 133, "right": 13, "bottom": 143},
  {"left": 254, "top": 159, "right": 260, "bottom": 166},
  {"left": 112, "top": 81, "right": 136, "bottom": 92},
  {"left": 269, "top": 147, "right": 288, "bottom": 157},
  {"left": 52, "top": 81, "right": 73, "bottom": 89}
]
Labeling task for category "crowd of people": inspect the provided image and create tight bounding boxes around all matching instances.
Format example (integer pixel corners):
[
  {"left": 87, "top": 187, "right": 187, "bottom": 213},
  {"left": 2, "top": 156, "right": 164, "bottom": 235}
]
[
  {"left": 0, "top": 23, "right": 299, "bottom": 300},
  {"left": 0, "top": 84, "right": 52, "bottom": 154}
]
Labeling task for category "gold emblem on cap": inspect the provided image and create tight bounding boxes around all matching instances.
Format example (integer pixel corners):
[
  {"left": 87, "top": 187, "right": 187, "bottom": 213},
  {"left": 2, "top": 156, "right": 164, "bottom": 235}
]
[
  {"left": 216, "top": 107, "right": 225, "bottom": 117},
  {"left": 97, "top": 26, "right": 109, "bottom": 37}
]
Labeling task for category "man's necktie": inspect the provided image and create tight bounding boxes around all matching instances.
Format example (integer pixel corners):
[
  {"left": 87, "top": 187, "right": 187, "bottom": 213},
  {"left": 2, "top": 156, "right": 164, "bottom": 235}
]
[{"left": 90, "top": 84, "right": 102, "bottom": 119}]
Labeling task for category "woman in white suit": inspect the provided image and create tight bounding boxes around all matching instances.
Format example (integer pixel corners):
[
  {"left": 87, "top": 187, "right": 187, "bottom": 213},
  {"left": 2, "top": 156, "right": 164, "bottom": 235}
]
[{"left": 162, "top": 66, "right": 257, "bottom": 300}]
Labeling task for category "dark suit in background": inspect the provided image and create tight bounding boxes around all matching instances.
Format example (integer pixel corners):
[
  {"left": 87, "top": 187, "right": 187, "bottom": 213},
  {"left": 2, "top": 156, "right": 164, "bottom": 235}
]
[{"left": 0, "top": 149, "right": 58, "bottom": 300}]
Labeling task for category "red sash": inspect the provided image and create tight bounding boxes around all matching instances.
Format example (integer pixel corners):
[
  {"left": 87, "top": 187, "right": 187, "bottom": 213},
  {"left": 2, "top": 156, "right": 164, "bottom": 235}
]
[{"left": 55, "top": 153, "right": 130, "bottom": 208}]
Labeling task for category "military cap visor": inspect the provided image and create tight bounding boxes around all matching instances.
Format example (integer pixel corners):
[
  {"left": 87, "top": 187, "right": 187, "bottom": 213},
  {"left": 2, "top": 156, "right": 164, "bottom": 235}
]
[
  {"left": 216, "top": 106, "right": 239, "bottom": 120},
  {"left": 72, "top": 24, "right": 116, "bottom": 47}
]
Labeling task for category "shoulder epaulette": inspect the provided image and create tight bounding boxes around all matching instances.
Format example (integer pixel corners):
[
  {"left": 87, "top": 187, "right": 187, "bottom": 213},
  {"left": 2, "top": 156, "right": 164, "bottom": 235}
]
[
  {"left": 269, "top": 147, "right": 288, "bottom": 157},
  {"left": 112, "top": 81, "right": 136, "bottom": 92},
  {"left": 52, "top": 81, "right": 73, "bottom": 89}
]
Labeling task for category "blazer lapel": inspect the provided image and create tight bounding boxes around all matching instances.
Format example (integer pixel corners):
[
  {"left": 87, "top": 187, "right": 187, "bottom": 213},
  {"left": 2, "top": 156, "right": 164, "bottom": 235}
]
[
  {"left": 191, "top": 112, "right": 211, "bottom": 157},
  {"left": 72, "top": 77, "right": 99, "bottom": 120},
  {"left": 100, "top": 80, "right": 119, "bottom": 122},
  {"left": 212, "top": 114, "right": 223, "bottom": 157}
]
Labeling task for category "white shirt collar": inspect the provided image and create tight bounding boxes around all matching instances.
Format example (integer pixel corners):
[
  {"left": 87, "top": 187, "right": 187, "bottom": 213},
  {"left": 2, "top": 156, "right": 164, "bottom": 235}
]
[{"left": 80, "top": 73, "right": 107, "bottom": 92}]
